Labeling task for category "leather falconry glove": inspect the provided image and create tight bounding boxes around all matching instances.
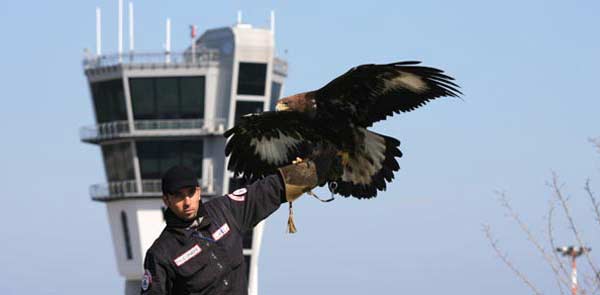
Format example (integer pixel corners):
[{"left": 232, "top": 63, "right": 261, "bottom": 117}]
[{"left": 278, "top": 145, "right": 339, "bottom": 233}]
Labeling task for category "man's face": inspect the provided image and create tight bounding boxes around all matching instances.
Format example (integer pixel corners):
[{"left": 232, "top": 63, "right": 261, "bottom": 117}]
[{"left": 163, "top": 186, "right": 201, "bottom": 221}]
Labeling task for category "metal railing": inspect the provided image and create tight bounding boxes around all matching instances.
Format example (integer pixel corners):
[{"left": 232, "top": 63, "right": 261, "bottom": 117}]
[
  {"left": 90, "top": 178, "right": 219, "bottom": 201},
  {"left": 135, "top": 119, "right": 204, "bottom": 130},
  {"left": 80, "top": 118, "right": 227, "bottom": 143},
  {"left": 83, "top": 49, "right": 220, "bottom": 70},
  {"left": 273, "top": 57, "right": 288, "bottom": 76},
  {"left": 80, "top": 120, "right": 130, "bottom": 141}
]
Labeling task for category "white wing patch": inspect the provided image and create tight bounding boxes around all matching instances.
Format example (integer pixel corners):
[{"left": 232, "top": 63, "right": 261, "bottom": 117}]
[
  {"left": 250, "top": 130, "right": 302, "bottom": 166},
  {"left": 381, "top": 71, "right": 428, "bottom": 94},
  {"left": 342, "top": 129, "right": 386, "bottom": 185}
]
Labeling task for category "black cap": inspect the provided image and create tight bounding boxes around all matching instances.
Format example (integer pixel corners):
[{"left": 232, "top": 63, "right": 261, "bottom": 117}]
[{"left": 161, "top": 165, "right": 199, "bottom": 195}]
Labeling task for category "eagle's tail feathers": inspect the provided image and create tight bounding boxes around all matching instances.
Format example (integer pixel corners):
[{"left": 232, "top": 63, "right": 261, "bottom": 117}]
[{"left": 333, "top": 130, "right": 401, "bottom": 199}]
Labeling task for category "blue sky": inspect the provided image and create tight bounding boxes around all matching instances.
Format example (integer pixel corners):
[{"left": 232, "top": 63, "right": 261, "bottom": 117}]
[{"left": 0, "top": 0, "right": 599, "bottom": 294}]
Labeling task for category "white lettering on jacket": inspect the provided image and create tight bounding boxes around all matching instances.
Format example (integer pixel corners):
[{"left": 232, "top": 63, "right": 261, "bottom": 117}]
[
  {"left": 174, "top": 244, "right": 201, "bottom": 267},
  {"left": 212, "top": 223, "right": 230, "bottom": 241}
]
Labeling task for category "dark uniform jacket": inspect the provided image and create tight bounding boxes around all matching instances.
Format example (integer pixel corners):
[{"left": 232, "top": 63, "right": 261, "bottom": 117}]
[{"left": 141, "top": 175, "right": 285, "bottom": 295}]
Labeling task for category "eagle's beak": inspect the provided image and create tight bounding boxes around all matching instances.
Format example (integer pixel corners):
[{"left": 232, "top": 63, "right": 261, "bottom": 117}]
[{"left": 275, "top": 102, "right": 289, "bottom": 112}]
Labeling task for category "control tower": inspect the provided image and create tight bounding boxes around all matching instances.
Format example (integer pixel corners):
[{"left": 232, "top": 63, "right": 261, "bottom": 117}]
[{"left": 80, "top": 5, "right": 287, "bottom": 294}]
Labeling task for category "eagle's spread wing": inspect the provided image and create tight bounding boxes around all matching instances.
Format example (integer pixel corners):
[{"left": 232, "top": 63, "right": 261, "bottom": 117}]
[
  {"left": 315, "top": 61, "right": 461, "bottom": 127},
  {"left": 224, "top": 111, "right": 319, "bottom": 180}
]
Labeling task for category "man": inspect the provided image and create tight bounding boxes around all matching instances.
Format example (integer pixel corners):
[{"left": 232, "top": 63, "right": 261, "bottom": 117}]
[{"left": 141, "top": 154, "right": 335, "bottom": 295}]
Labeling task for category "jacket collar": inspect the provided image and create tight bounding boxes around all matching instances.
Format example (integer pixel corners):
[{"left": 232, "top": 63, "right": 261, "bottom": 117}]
[{"left": 164, "top": 205, "right": 212, "bottom": 242}]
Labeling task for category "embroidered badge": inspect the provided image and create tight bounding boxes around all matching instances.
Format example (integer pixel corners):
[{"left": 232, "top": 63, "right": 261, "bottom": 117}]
[
  {"left": 212, "top": 223, "right": 230, "bottom": 241},
  {"left": 228, "top": 188, "right": 247, "bottom": 201},
  {"left": 174, "top": 244, "right": 201, "bottom": 267},
  {"left": 142, "top": 269, "right": 152, "bottom": 291}
]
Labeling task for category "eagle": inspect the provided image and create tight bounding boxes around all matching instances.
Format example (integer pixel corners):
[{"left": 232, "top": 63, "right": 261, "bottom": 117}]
[{"left": 225, "top": 61, "right": 461, "bottom": 199}]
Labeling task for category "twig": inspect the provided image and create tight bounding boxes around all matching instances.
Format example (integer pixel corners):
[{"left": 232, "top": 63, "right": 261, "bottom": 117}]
[
  {"left": 547, "top": 201, "right": 570, "bottom": 294},
  {"left": 582, "top": 273, "right": 597, "bottom": 295},
  {"left": 551, "top": 173, "right": 600, "bottom": 289},
  {"left": 483, "top": 224, "right": 543, "bottom": 295},
  {"left": 496, "top": 191, "right": 570, "bottom": 292},
  {"left": 584, "top": 179, "right": 600, "bottom": 227}
]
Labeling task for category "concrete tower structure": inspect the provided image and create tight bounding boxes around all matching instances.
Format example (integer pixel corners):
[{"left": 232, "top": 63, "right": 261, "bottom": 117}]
[{"left": 81, "top": 7, "right": 287, "bottom": 294}]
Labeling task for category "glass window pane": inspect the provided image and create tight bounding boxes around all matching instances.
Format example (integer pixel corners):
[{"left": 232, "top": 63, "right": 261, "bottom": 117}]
[
  {"left": 130, "top": 76, "right": 206, "bottom": 120},
  {"left": 102, "top": 144, "right": 116, "bottom": 180},
  {"left": 181, "top": 141, "right": 203, "bottom": 178},
  {"left": 137, "top": 142, "right": 161, "bottom": 179},
  {"left": 91, "top": 79, "right": 126, "bottom": 123},
  {"left": 137, "top": 140, "right": 203, "bottom": 179},
  {"left": 234, "top": 101, "right": 264, "bottom": 124},
  {"left": 101, "top": 142, "right": 133, "bottom": 181},
  {"left": 237, "top": 62, "right": 267, "bottom": 95},
  {"left": 155, "top": 78, "right": 179, "bottom": 119},
  {"left": 130, "top": 78, "right": 155, "bottom": 120},
  {"left": 160, "top": 141, "right": 181, "bottom": 175},
  {"left": 110, "top": 80, "right": 127, "bottom": 121},
  {"left": 269, "top": 82, "right": 282, "bottom": 111},
  {"left": 116, "top": 142, "right": 134, "bottom": 181},
  {"left": 91, "top": 83, "right": 106, "bottom": 123},
  {"left": 180, "top": 77, "right": 205, "bottom": 119},
  {"left": 121, "top": 211, "right": 133, "bottom": 260}
]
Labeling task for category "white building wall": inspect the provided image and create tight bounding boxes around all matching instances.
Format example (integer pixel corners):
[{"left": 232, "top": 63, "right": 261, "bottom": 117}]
[{"left": 107, "top": 199, "right": 165, "bottom": 280}]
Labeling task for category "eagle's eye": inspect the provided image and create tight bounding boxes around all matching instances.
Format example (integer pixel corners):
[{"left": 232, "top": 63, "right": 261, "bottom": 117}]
[{"left": 276, "top": 101, "right": 291, "bottom": 112}]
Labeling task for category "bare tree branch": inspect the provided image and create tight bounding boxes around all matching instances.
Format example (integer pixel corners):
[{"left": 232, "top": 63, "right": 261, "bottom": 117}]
[
  {"left": 483, "top": 224, "right": 543, "bottom": 295},
  {"left": 547, "top": 200, "right": 570, "bottom": 294},
  {"left": 496, "top": 191, "right": 570, "bottom": 293},
  {"left": 551, "top": 173, "right": 600, "bottom": 289},
  {"left": 582, "top": 272, "right": 598, "bottom": 295},
  {"left": 584, "top": 179, "right": 600, "bottom": 228}
]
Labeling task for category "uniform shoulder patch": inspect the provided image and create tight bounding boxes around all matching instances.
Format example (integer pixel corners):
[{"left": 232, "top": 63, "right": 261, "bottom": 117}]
[
  {"left": 228, "top": 188, "right": 247, "bottom": 202},
  {"left": 233, "top": 188, "right": 247, "bottom": 196},
  {"left": 142, "top": 269, "right": 152, "bottom": 291}
]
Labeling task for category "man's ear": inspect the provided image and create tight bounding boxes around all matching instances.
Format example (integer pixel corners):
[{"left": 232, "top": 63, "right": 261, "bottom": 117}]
[{"left": 162, "top": 195, "right": 170, "bottom": 207}]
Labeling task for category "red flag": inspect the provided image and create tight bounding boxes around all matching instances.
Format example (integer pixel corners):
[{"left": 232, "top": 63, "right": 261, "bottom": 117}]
[{"left": 190, "top": 25, "right": 197, "bottom": 38}]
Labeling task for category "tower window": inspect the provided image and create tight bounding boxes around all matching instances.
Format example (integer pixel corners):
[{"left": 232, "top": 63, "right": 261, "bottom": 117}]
[
  {"left": 120, "top": 211, "right": 133, "bottom": 260},
  {"left": 237, "top": 62, "right": 267, "bottom": 95},
  {"left": 136, "top": 140, "right": 203, "bottom": 179},
  {"left": 234, "top": 101, "right": 264, "bottom": 124},
  {"left": 90, "top": 79, "right": 127, "bottom": 123},
  {"left": 269, "top": 82, "right": 282, "bottom": 110},
  {"left": 101, "top": 142, "right": 134, "bottom": 181},
  {"left": 130, "top": 76, "right": 205, "bottom": 120}
]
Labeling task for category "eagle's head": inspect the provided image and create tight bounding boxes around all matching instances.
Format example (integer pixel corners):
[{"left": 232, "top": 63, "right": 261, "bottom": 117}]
[{"left": 275, "top": 92, "right": 317, "bottom": 113}]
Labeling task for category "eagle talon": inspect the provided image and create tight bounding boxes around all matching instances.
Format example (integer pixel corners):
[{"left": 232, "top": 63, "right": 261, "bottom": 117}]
[
  {"left": 337, "top": 151, "right": 350, "bottom": 166},
  {"left": 292, "top": 157, "right": 304, "bottom": 164}
]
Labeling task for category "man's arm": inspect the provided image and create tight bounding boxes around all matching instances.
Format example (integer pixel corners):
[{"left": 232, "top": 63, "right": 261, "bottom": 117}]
[
  {"left": 225, "top": 154, "right": 335, "bottom": 232},
  {"left": 224, "top": 174, "right": 286, "bottom": 232},
  {"left": 141, "top": 250, "right": 172, "bottom": 295}
]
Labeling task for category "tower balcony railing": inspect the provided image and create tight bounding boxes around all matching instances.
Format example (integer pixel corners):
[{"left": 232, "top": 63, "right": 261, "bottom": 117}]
[
  {"left": 273, "top": 57, "right": 288, "bottom": 76},
  {"left": 90, "top": 179, "right": 219, "bottom": 201},
  {"left": 83, "top": 49, "right": 220, "bottom": 70},
  {"left": 80, "top": 118, "right": 227, "bottom": 143}
]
